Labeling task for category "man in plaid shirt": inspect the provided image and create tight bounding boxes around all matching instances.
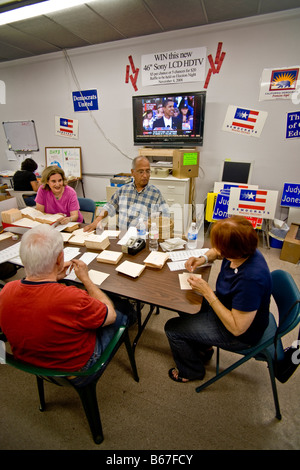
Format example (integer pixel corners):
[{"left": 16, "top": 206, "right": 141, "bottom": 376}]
[{"left": 84, "top": 156, "right": 170, "bottom": 231}]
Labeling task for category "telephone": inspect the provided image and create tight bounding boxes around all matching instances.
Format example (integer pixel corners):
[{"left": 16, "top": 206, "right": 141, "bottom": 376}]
[{"left": 122, "top": 237, "right": 146, "bottom": 255}]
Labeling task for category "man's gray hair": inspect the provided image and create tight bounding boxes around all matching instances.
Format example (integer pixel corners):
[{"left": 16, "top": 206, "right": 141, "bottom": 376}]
[
  {"left": 20, "top": 224, "right": 64, "bottom": 278},
  {"left": 131, "top": 156, "right": 149, "bottom": 170}
]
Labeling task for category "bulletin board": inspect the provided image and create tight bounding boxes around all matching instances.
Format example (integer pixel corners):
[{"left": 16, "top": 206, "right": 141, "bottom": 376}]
[
  {"left": 45, "top": 147, "right": 82, "bottom": 179},
  {"left": 2, "top": 120, "right": 39, "bottom": 152}
]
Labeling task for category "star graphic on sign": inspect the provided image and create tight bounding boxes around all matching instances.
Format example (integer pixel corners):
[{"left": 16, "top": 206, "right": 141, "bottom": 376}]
[{"left": 247, "top": 192, "right": 255, "bottom": 200}]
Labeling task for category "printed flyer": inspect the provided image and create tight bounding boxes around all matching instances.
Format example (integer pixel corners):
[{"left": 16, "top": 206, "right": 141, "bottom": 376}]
[{"left": 141, "top": 47, "right": 206, "bottom": 86}]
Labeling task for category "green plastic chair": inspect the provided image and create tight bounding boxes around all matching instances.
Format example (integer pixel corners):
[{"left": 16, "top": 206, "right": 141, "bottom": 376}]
[
  {"left": 1, "top": 325, "right": 139, "bottom": 444},
  {"left": 196, "top": 270, "right": 300, "bottom": 420}
]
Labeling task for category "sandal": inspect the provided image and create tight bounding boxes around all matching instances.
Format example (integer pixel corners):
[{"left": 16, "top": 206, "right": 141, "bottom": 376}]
[{"left": 168, "top": 368, "right": 189, "bottom": 383}]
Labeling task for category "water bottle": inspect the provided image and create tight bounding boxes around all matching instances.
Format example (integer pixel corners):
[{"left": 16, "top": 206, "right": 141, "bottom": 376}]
[
  {"left": 137, "top": 217, "right": 146, "bottom": 239},
  {"left": 187, "top": 222, "right": 198, "bottom": 249},
  {"left": 96, "top": 221, "right": 104, "bottom": 235},
  {"left": 149, "top": 222, "right": 159, "bottom": 251}
]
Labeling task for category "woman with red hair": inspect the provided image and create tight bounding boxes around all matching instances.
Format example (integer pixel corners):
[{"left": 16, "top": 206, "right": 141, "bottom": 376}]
[{"left": 165, "top": 215, "right": 272, "bottom": 383}]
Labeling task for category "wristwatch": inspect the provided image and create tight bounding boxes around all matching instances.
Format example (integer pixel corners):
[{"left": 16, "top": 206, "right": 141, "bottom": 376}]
[{"left": 200, "top": 254, "right": 208, "bottom": 264}]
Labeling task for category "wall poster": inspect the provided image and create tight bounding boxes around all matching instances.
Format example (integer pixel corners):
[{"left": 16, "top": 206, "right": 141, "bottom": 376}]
[
  {"left": 141, "top": 47, "right": 206, "bottom": 86},
  {"left": 259, "top": 66, "right": 300, "bottom": 101}
]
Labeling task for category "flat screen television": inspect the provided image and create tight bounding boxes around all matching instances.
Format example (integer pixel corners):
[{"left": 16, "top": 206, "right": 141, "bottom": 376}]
[{"left": 132, "top": 91, "right": 206, "bottom": 147}]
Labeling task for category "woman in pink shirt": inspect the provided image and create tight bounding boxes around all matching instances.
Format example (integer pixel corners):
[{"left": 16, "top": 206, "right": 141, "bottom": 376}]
[{"left": 35, "top": 166, "right": 83, "bottom": 224}]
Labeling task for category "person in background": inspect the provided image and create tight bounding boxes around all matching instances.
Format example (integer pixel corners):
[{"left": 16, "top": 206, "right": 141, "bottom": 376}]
[
  {"left": 35, "top": 166, "right": 83, "bottom": 224},
  {"left": 13, "top": 158, "right": 40, "bottom": 206},
  {"left": 165, "top": 215, "right": 272, "bottom": 383},
  {"left": 84, "top": 156, "right": 169, "bottom": 232},
  {"left": 0, "top": 224, "right": 129, "bottom": 386}
]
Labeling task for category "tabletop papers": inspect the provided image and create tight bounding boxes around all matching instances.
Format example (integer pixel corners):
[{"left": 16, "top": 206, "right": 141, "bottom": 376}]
[
  {"left": 167, "top": 248, "right": 209, "bottom": 272},
  {"left": 179, "top": 272, "right": 202, "bottom": 290},
  {"left": 96, "top": 250, "right": 123, "bottom": 265},
  {"left": 116, "top": 260, "right": 145, "bottom": 278},
  {"left": 143, "top": 251, "right": 169, "bottom": 269}
]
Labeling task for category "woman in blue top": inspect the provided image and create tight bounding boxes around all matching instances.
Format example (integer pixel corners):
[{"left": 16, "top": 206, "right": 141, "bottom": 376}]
[{"left": 165, "top": 215, "right": 272, "bottom": 383}]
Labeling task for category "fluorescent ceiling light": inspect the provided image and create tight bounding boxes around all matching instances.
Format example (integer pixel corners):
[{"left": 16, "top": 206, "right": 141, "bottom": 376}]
[{"left": 0, "top": 0, "right": 97, "bottom": 25}]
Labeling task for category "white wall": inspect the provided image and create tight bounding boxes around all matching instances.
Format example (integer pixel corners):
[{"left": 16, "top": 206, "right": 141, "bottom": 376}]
[{"left": 0, "top": 9, "right": 299, "bottom": 218}]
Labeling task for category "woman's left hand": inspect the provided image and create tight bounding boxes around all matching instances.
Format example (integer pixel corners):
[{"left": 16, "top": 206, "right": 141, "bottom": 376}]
[
  {"left": 188, "top": 275, "right": 213, "bottom": 297},
  {"left": 57, "top": 215, "right": 71, "bottom": 225}
]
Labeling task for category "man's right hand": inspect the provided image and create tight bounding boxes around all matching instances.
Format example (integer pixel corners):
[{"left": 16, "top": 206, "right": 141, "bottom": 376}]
[{"left": 71, "top": 259, "right": 90, "bottom": 282}]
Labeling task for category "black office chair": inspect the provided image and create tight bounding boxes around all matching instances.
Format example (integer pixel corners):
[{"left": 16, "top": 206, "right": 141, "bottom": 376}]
[
  {"left": 196, "top": 270, "right": 300, "bottom": 420},
  {"left": 1, "top": 325, "right": 139, "bottom": 444},
  {"left": 78, "top": 197, "right": 96, "bottom": 222}
]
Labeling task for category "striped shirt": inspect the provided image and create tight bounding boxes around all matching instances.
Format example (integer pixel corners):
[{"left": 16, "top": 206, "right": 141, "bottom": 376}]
[{"left": 104, "top": 182, "right": 170, "bottom": 229}]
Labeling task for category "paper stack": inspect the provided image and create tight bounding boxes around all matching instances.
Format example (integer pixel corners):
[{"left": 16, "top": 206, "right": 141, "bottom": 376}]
[
  {"left": 143, "top": 251, "right": 169, "bottom": 269},
  {"left": 116, "top": 260, "right": 145, "bottom": 278},
  {"left": 97, "top": 250, "right": 123, "bottom": 265},
  {"left": 179, "top": 272, "right": 202, "bottom": 290},
  {"left": 84, "top": 233, "right": 110, "bottom": 251}
]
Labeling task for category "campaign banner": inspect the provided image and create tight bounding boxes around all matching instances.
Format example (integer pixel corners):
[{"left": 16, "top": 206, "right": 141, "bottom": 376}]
[
  {"left": 55, "top": 116, "right": 78, "bottom": 139},
  {"left": 72, "top": 89, "right": 98, "bottom": 112},
  {"left": 259, "top": 66, "right": 300, "bottom": 101},
  {"left": 213, "top": 182, "right": 258, "bottom": 193},
  {"left": 141, "top": 47, "right": 206, "bottom": 86},
  {"left": 222, "top": 105, "right": 267, "bottom": 137},
  {"left": 228, "top": 188, "right": 278, "bottom": 219},
  {"left": 281, "top": 183, "right": 300, "bottom": 207},
  {"left": 212, "top": 191, "right": 229, "bottom": 220},
  {"left": 286, "top": 111, "right": 300, "bottom": 139}
]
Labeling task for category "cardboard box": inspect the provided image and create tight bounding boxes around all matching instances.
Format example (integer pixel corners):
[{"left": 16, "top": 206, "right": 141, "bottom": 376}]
[
  {"left": 280, "top": 224, "right": 300, "bottom": 264},
  {"left": 172, "top": 149, "right": 199, "bottom": 178}
]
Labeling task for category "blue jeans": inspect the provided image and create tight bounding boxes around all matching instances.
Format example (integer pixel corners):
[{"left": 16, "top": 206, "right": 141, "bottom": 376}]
[
  {"left": 70, "top": 310, "right": 128, "bottom": 387},
  {"left": 164, "top": 299, "right": 252, "bottom": 380}
]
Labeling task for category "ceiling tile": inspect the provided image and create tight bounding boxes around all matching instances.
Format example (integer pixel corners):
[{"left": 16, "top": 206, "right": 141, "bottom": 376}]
[
  {"left": 47, "top": 4, "right": 125, "bottom": 44},
  {"left": 203, "top": 0, "right": 260, "bottom": 23},
  {"left": 145, "top": 0, "right": 207, "bottom": 30},
  {"left": 89, "top": 0, "right": 163, "bottom": 37},
  {"left": 11, "top": 15, "right": 90, "bottom": 48},
  {"left": 260, "top": 0, "right": 300, "bottom": 14}
]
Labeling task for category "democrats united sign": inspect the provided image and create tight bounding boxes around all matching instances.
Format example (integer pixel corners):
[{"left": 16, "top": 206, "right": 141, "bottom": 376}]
[
  {"left": 72, "top": 89, "right": 98, "bottom": 112},
  {"left": 281, "top": 183, "right": 300, "bottom": 207}
]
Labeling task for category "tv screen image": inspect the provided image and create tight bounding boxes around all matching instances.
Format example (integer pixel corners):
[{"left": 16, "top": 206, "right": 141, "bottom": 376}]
[{"left": 132, "top": 91, "right": 206, "bottom": 147}]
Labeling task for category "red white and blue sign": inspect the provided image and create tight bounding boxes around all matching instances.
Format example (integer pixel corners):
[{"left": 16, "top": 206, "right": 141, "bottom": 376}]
[
  {"left": 60, "top": 118, "right": 73, "bottom": 134},
  {"left": 222, "top": 105, "right": 267, "bottom": 137},
  {"left": 72, "top": 89, "right": 98, "bottom": 112},
  {"left": 228, "top": 187, "right": 278, "bottom": 219}
]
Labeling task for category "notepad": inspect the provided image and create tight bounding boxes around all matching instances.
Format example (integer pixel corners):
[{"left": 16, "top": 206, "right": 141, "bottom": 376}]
[
  {"left": 88, "top": 270, "right": 110, "bottom": 286},
  {"left": 143, "top": 251, "right": 169, "bottom": 269},
  {"left": 179, "top": 272, "right": 202, "bottom": 290},
  {"left": 115, "top": 260, "right": 145, "bottom": 278},
  {"left": 97, "top": 250, "right": 123, "bottom": 265}
]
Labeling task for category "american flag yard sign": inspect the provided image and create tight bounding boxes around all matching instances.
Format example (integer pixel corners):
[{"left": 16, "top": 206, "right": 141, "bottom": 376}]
[
  {"left": 55, "top": 116, "right": 78, "bottom": 139},
  {"left": 228, "top": 187, "right": 278, "bottom": 219},
  {"left": 222, "top": 105, "right": 268, "bottom": 137}
]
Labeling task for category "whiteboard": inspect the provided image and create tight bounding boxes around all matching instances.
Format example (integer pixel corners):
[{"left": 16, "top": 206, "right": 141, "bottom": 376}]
[
  {"left": 45, "top": 147, "right": 82, "bottom": 179},
  {"left": 2, "top": 120, "right": 39, "bottom": 151}
]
